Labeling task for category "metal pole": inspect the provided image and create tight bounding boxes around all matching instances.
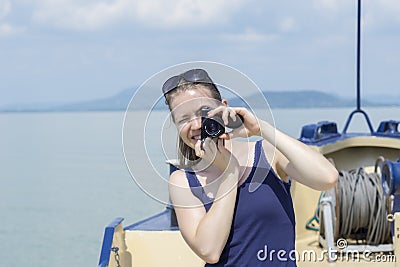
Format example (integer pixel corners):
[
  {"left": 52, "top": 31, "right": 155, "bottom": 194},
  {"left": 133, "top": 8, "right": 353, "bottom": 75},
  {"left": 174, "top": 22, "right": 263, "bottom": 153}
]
[{"left": 356, "top": 0, "right": 361, "bottom": 110}]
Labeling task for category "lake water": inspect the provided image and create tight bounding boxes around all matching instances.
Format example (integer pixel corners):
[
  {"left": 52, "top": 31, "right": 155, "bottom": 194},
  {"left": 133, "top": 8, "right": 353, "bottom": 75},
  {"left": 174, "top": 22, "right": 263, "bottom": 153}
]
[{"left": 1, "top": 107, "right": 399, "bottom": 266}]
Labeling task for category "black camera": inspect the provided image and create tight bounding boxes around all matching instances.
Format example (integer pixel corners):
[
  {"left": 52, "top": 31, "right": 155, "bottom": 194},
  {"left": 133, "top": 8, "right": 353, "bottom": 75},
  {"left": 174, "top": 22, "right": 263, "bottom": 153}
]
[{"left": 200, "top": 106, "right": 243, "bottom": 141}]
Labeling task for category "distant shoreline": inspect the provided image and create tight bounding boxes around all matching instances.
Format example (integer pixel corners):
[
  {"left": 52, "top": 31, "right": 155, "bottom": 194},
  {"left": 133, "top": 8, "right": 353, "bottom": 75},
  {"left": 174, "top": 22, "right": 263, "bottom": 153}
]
[
  {"left": 1, "top": 89, "right": 399, "bottom": 113},
  {"left": 2, "top": 105, "right": 400, "bottom": 114}
]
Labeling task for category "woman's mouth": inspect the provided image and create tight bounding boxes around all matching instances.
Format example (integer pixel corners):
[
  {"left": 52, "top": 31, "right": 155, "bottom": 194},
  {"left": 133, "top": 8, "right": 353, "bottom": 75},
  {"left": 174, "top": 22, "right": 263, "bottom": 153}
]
[{"left": 191, "top": 135, "right": 201, "bottom": 140}]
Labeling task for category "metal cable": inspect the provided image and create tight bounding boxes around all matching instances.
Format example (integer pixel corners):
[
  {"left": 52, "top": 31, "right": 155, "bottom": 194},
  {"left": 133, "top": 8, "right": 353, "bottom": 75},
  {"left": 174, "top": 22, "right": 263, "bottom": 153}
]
[{"left": 337, "top": 168, "right": 391, "bottom": 245}]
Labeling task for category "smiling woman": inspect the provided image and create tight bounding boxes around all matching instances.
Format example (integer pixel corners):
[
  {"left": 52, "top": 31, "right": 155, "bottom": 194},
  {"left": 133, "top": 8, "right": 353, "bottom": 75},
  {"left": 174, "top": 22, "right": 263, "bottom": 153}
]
[{"left": 162, "top": 68, "right": 338, "bottom": 266}]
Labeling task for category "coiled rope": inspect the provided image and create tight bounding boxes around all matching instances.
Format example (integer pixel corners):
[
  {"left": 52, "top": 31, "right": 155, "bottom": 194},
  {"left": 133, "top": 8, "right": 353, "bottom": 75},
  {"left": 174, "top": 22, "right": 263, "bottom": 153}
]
[{"left": 337, "top": 167, "right": 391, "bottom": 245}]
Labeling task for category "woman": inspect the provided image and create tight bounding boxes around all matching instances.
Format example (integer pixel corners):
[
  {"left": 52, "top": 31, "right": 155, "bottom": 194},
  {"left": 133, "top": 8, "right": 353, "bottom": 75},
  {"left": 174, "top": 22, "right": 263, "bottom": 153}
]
[{"left": 163, "top": 68, "right": 338, "bottom": 266}]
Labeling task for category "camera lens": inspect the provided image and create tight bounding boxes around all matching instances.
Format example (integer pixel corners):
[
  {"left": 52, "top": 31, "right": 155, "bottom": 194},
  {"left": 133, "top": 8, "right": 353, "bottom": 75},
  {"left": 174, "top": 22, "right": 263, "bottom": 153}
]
[
  {"left": 209, "top": 121, "right": 218, "bottom": 132},
  {"left": 203, "top": 117, "right": 224, "bottom": 138}
]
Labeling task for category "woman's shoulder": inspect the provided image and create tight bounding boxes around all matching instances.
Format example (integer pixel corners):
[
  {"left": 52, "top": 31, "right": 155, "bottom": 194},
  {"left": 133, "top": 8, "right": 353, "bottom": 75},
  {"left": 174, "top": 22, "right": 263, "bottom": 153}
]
[
  {"left": 168, "top": 168, "right": 208, "bottom": 209},
  {"left": 169, "top": 168, "right": 189, "bottom": 187}
]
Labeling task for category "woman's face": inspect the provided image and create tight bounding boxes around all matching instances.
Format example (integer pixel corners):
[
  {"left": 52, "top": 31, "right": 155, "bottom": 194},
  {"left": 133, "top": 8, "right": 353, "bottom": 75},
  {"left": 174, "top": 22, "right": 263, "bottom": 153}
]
[{"left": 169, "top": 86, "right": 224, "bottom": 149}]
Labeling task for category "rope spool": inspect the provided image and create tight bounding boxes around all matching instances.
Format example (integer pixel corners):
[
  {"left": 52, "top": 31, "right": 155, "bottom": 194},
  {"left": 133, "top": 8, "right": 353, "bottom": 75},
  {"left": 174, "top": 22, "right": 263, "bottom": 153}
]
[
  {"left": 319, "top": 163, "right": 391, "bottom": 245},
  {"left": 336, "top": 168, "right": 391, "bottom": 245}
]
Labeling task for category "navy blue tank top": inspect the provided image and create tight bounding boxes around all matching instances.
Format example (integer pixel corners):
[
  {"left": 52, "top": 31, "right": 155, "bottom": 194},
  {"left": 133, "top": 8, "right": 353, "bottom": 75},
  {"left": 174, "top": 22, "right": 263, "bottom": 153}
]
[{"left": 184, "top": 140, "right": 296, "bottom": 266}]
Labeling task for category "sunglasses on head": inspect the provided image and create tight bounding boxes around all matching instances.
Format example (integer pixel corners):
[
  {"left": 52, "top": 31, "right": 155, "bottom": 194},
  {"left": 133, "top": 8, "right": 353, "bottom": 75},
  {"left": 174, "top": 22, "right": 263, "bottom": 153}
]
[{"left": 162, "top": 69, "right": 214, "bottom": 95}]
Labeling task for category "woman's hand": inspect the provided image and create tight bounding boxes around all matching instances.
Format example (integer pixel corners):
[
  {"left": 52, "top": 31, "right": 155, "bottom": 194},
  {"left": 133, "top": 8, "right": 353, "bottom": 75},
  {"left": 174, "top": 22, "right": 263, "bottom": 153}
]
[
  {"left": 170, "top": 137, "right": 240, "bottom": 263},
  {"left": 207, "top": 106, "right": 261, "bottom": 139},
  {"left": 195, "top": 137, "right": 239, "bottom": 173}
]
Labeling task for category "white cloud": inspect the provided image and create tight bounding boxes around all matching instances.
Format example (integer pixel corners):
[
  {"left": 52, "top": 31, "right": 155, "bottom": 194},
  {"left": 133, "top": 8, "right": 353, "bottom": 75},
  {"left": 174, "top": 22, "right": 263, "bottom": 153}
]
[
  {"left": 32, "top": 0, "right": 125, "bottom": 30},
  {"left": 0, "top": 0, "right": 11, "bottom": 18},
  {"left": 0, "top": 23, "right": 22, "bottom": 36},
  {"left": 279, "top": 17, "right": 297, "bottom": 33},
  {"left": 0, "top": 1, "right": 24, "bottom": 37},
  {"left": 135, "top": 0, "right": 246, "bottom": 28},
  {"left": 32, "top": 0, "right": 246, "bottom": 30},
  {"left": 222, "top": 29, "right": 278, "bottom": 44}
]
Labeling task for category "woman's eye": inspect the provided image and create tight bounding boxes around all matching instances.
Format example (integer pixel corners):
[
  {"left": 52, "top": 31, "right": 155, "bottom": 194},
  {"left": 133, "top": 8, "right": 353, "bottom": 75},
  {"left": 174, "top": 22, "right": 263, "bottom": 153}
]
[{"left": 178, "top": 118, "right": 189, "bottom": 124}]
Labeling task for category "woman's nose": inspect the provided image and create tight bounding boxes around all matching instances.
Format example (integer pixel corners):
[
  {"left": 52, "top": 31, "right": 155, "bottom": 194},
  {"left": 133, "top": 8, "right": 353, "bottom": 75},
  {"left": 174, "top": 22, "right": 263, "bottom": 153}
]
[{"left": 191, "top": 117, "right": 202, "bottom": 129}]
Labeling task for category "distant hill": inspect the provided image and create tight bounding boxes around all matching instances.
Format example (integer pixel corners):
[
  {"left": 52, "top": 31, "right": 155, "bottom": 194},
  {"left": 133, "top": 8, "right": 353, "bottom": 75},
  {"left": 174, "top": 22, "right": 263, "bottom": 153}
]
[
  {"left": 228, "top": 90, "right": 356, "bottom": 109},
  {"left": 56, "top": 88, "right": 136, "bottom": 111},
  {"left": 0, "top": 88, "right": 398, "bottom": 112}
]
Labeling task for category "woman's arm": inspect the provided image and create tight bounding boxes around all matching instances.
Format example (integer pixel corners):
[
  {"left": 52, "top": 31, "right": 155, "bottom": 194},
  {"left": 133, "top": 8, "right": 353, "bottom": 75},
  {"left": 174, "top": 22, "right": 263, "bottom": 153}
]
[
  {"left": 169, "top": 138, "right": 239, "bottom": 263},
  {"left": 210, "top": 106, "right": 338, "bottom": 191},
  {"left": 259, "top": 120, "right": 338, "bottom": 191}
]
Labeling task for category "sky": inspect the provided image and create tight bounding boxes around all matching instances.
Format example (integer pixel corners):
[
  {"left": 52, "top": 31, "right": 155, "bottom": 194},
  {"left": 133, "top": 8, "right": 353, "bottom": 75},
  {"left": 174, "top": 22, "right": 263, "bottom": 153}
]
[{"left": 0, "top": 0, "right": 399, "bottom": 107}]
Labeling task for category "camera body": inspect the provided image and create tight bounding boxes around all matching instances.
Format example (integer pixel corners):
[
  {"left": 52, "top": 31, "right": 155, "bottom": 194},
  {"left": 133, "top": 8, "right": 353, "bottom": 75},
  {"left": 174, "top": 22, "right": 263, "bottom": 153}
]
[{"left": 200, "top": 106, "right": 243, "bottom": 141}]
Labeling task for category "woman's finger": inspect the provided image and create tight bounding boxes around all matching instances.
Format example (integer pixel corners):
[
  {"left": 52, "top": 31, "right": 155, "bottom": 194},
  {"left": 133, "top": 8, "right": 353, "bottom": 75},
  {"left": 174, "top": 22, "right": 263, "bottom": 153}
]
[
  {"left": 194, "top": 140, "right": 204, "bottom": 157},
  {"left": 218, "top": 133, "right": 230, "bottom": 140},
  {"left": 229, "top": 109, "right": 236, "bottom": 122},
  {"left": 207, "top": 106, "right": 224, "bottom": 117},
  {"left": 208, "top": 105, "right": 229, "bottom": 113},
  {"left": 222, "top": 108, "right": 230, "bottom": 125},
  {"left": 231, "top": 107, "right": 247, "bottom": 116}
]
